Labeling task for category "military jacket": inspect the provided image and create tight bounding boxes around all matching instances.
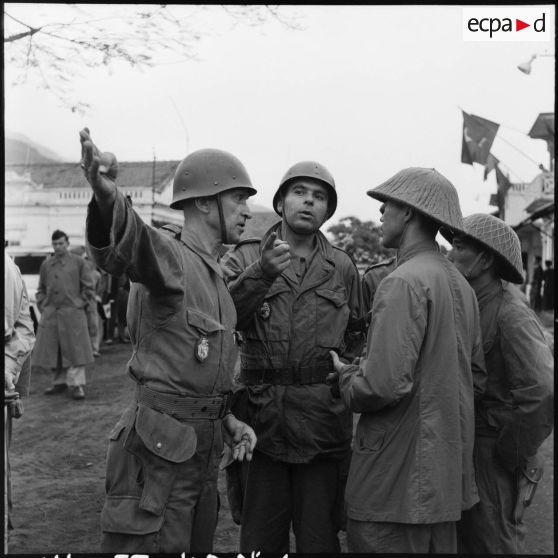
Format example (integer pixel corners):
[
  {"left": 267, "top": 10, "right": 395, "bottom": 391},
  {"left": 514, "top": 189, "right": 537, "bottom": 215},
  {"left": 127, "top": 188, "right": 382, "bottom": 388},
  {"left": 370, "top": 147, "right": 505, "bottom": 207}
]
[
  {"left": 86, "top": 191, "right": 238, "bottom": 396},
  {"left": 475, "top": 279, "right": 554, "bottom": 470},
  {"left": 221, "top": 222, "right": 364, "bottom": 463},
  {"left": 362, "top": 256, "right": 396, "bottom": 321}
]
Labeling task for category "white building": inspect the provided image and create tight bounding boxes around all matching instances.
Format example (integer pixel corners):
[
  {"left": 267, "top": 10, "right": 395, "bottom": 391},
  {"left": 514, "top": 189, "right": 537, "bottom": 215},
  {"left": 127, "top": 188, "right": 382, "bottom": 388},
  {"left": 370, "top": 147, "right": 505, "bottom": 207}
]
[
  {"left": 5, "top": 160, "right": 278, "bottom": 248},
  {"left": 5, "top": 160, "right": 186, "bottom": 247}
]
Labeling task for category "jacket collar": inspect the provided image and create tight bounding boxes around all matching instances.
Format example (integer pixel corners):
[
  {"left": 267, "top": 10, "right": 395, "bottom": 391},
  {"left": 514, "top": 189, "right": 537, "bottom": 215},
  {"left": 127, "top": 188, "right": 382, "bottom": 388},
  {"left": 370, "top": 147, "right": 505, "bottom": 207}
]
[
  {"left": 473, "top": 277, "right": 503, "bottom": 311},
  {"left": 180, "top": 227, "right": 223, "bottom": 278},
  {"left": 396, "top": 238, "right": 439, "bottom": 268},
  {"left": 261, "top": 221, "right": 335, "bottom": 288}
]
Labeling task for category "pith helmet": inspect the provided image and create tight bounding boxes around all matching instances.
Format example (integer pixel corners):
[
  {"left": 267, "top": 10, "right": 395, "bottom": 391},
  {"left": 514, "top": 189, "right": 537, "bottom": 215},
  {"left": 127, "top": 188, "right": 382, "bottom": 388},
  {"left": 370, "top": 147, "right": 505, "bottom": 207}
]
[
  {"left": 367, "top": 167, "right": 464, "bottom": 233},
  {"left": 453, "top": 214, "right": 524, "bottom": 284},
  {"left": 171, "top": 148, "right": 256, "bottom": 209},
  {"left": 272, "top": 161, "right": 337, "bottom": 219}
]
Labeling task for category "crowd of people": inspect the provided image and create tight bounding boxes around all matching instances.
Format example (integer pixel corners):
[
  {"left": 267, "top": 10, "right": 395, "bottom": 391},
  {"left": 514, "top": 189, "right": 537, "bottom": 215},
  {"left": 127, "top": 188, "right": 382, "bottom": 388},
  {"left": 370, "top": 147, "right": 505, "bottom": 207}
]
[{"left": 4, "top": 126, "right": 554, "bottom": 555}]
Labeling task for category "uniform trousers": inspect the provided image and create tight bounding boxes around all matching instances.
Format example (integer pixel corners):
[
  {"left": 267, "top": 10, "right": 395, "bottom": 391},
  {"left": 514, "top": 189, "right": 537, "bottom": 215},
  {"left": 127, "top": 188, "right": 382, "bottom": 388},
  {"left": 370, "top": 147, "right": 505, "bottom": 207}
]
[
  {"left": 347, "top": 518, "right": 457, "bottom": 553},
  {"left": 457, "top": 435, "right": 526, "bottom": 554},
  {"left": 100, "top": 415, "right": 222, "bottom": 553},
  {"left": 239, "top": 450, "right": 343, "bottom": 553}
]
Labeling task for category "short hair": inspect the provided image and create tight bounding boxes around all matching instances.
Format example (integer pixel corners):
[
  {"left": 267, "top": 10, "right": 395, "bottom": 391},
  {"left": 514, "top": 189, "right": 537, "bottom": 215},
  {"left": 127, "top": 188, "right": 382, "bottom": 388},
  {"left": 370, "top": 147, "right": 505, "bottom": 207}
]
[
  {"left": 51, "top": 230, "right": 69, "bottom": 242},
  {"left": 545, "top": 260, "right": 552, "bottom": 267},
  {"left": 535, "top": 255, "right": 542, "bottom": 262}
]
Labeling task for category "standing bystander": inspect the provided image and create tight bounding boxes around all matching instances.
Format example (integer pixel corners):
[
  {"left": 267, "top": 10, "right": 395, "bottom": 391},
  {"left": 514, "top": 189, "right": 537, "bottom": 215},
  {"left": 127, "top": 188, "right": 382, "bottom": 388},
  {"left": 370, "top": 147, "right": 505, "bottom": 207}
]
[{"left": 33, "top": 230, "right": 94, "bottom": 400}]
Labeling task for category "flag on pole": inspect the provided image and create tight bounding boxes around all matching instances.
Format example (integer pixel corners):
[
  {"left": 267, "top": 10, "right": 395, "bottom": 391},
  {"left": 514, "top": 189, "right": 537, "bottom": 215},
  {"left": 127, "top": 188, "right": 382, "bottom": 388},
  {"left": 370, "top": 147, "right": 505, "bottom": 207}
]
[
  {"left": 484, "top": 153, "right": 499, "bottom": 180},
  {"left": 495, "top": 165, "right": 512, "bottom": 196},
  {"left": 461, "top": 111, "right": 500, "bottom": 166}
]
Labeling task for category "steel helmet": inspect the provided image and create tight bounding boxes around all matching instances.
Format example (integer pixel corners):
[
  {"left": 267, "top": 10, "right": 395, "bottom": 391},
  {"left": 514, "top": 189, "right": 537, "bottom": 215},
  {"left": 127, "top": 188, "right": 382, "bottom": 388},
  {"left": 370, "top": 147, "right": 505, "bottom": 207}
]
[
  {"left": 367, "top": 167, "right": 464, "bottom": 233},
  {"left": 445, "top": 213, "right": 524, "bottom": 284},
  {"left": 171, "top": 148, "right": 256, "bottom": 209},
  {"left": 272, "top": 161, "right": 337, "bottom": 219}
]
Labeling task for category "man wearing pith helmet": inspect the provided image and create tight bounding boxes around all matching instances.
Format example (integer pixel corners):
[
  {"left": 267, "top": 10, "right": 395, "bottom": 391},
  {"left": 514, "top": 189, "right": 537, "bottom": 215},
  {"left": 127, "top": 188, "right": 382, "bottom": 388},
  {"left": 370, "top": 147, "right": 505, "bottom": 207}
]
[
  {"left": 221, "top": 161, "right": 365, "bottom": 552},
  {"left": 80, "top": 129, "right": 257, "bottom": 553},
  {"left": 330, "top": 167, "right": 487, "bottom": 553},
  {"left": 447, "top": 213, "right": 553, "bottom": 554}
]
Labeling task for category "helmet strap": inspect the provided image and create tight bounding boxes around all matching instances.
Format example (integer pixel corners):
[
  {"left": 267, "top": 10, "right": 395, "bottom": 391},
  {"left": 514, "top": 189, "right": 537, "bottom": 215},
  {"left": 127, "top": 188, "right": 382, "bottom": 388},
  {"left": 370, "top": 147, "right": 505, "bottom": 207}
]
[
  {"left": 464, "top": 250, "right": 486, "bottom": 280},
  {"left": 216, "top": 193, "right": 230, "bottom": 245}
]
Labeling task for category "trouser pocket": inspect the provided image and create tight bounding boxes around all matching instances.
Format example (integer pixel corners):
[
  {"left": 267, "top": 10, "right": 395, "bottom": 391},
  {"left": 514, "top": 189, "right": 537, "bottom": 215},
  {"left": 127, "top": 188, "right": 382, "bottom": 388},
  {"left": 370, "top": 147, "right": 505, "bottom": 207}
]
[{"left": 123, "top": 404, "right": 198, "bottom": 516}]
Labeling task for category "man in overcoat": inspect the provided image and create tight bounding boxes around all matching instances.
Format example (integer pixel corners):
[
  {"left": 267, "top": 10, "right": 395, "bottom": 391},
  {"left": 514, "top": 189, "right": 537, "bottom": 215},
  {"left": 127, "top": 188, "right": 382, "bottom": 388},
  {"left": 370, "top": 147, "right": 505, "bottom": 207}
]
[
  {"left": 80, "top": 129, "right": 257, "bottom": 553},
  {"left": 221, "top": 161, "right": 364, "bottom": 553},
  {"left": 33, "top": 230, "right": 94, "bottom": 400},
  {"left": 331, "top": 167, "right": 487, "bottom": 553},
  {"left": 447, "top": 213, "right": 554, "bottom": 553}
]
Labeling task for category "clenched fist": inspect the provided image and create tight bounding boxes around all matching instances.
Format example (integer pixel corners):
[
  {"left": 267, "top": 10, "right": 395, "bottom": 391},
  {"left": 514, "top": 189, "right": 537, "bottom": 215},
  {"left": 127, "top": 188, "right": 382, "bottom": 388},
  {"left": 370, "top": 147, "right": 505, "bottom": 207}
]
[{"left": 260, "top": 231, "right": 291, "bottom": 279}]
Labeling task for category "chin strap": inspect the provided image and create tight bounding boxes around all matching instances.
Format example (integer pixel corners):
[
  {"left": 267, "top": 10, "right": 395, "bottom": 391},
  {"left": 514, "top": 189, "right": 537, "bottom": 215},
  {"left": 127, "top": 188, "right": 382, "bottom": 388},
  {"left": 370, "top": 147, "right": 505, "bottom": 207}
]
[
  {"left": 463, "top": 251, "right": 485, "bottom": 280},
  {"left": 216, "top": 193, "right": 230, "bottom": 245}
]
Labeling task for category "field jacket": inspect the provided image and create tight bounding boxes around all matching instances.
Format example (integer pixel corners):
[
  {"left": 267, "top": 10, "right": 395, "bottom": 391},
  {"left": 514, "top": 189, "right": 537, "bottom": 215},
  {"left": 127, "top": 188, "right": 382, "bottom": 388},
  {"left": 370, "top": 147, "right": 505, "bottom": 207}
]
[
  {"left": 222, "top": 222, "right": 364, "bottom": 463},
  {"left": 474, "top": 279, "right": 554, "bottom": 471}
]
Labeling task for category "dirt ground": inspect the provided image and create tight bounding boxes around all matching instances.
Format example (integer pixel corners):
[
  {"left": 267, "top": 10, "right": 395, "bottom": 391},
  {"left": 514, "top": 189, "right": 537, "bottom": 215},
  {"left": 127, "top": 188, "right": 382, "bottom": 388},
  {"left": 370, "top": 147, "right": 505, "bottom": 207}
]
[{"left": 7, "top": 337, "right": 555, "bottom": 555}]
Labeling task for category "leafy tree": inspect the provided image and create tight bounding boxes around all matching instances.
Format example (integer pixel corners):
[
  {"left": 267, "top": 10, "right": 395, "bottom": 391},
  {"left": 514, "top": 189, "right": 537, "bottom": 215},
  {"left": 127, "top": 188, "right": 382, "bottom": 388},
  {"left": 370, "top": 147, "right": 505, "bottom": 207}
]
[
  {"left": 327, "top": 216, "right": 395, "bottom": 266},
  {"left": 4, "top": 4, "right": 300, "bottom": 114}
]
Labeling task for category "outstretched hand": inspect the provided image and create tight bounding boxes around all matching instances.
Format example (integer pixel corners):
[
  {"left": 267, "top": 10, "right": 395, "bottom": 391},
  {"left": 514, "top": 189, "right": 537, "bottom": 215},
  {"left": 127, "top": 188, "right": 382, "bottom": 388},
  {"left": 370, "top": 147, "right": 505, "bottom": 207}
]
[{"left": 79, "top": 127, "right": 118, "bottom": 209}]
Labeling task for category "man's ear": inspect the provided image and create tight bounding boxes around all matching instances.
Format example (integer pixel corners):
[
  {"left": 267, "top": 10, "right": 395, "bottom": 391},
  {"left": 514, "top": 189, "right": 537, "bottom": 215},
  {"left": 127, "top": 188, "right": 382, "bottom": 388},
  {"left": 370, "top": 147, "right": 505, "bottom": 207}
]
[
  {"left": 403, "top": 206, "right": 414, "bottom": 223},
  {"left": 276, "top": 197, "right": 284, "bottom": 216},
  {"left": 194, "top": 196, "right": 211, "bottom": 214},
  {"left": 480, "top": 251, "right": 495, "bottom": 271}
]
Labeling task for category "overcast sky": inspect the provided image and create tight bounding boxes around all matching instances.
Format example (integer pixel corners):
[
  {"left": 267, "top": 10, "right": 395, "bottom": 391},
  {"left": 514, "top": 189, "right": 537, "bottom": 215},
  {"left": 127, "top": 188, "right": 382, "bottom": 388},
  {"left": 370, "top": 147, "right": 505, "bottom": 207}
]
[{"left": 4, "top": 4, "right": 555, "bottom": 228}]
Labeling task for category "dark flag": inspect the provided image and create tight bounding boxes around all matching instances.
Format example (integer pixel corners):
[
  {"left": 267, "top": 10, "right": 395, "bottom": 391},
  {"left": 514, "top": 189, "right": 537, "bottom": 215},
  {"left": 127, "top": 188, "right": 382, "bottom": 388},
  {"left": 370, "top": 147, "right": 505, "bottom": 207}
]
[
  {"left": 495, "top": 164, "right": 512, "bottom": 196},
  {"left": 484, "top": 152, "right": 499, "bottom": 180},
  {"left": 461, "top": 111, "right": 500, "bottom": 166}
]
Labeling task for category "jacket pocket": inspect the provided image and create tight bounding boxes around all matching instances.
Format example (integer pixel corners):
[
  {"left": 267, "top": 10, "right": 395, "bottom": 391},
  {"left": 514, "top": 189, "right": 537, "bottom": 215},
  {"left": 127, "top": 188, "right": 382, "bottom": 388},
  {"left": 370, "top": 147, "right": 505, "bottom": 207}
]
[
  {"left": 245, "top": 283, "right": 291, "bottom": 341},
  {"left": 315, "top": 288, "right": 350, "bottom": 347},
  {"left": 101, "top": 496, "right": 164, "bottom": 535},
  {"left": 355, "top": 429, "right": 386, "bottom": 453}
]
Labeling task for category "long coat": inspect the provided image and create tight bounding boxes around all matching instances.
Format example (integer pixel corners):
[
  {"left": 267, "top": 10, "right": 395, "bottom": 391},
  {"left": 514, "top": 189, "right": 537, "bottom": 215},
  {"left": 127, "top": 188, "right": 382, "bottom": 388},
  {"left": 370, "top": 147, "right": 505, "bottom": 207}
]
[
  {"left": 33, "top": 252, "right": 94, "bottom": 368},
  {"left": 340, "top": 239, "right": 487, "bottom": 523}
]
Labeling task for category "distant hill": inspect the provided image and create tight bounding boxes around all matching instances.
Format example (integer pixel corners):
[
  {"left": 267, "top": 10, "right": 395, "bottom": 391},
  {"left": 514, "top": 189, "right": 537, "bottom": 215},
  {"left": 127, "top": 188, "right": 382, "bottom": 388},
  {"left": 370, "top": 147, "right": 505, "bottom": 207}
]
[{"left": 5, "top": 132, "right": 65, "bottom": 164}]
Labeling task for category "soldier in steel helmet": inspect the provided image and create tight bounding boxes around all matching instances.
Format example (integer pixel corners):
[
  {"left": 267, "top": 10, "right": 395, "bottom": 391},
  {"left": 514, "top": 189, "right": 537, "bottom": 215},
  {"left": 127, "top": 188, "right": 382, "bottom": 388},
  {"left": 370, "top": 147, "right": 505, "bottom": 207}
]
[
  {"left": 79, "top": 128, "right": 257, "bottom": 553},
  {"left": 330, "top": 167, "right": 487, "bottom": 553},
  {"left": 221, "top": 161, "right": 365, "bottom": 552},
  {"left": 445, "top": 213, "right": 553, "bottom": 554}
]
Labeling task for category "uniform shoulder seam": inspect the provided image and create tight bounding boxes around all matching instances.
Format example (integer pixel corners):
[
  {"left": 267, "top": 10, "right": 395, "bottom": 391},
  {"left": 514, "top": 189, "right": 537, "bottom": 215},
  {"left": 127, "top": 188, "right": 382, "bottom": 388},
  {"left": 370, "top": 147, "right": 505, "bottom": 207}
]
[{"left": 233, "top": 237, "right": 261, "bottom": 250}]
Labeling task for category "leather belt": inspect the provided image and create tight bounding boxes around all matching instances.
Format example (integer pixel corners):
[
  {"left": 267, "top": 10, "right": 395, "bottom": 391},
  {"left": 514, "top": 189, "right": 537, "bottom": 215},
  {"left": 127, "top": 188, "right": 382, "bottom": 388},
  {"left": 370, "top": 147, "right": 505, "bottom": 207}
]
[
  {"left": 240, "top": 362, "right": 333, "bottom": 386},
  {"left": 135, "top": 384, "right": 229, "bottom": 420}
]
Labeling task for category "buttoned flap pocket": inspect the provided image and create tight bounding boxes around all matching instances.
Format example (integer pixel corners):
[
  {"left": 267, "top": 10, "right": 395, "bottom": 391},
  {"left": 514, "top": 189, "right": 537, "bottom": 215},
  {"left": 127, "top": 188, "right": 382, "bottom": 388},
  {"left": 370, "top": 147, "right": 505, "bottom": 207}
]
[
  {"left": 187, "top": 308, "right": 226, "bottom": 335},
  {"left": 356, "top": 429, "right": 386, "bottom": 453},
  {"left": 316, "top": 288, "right": 347, "bottom": 308},
  {"left": 101, "top": 496, "right": 165, "bottom": 535},
  {"left": 315, "top": 288, "right": 350, "bottom": 347},
  {"left": 135, "top": 405, "right": 197, "bottom": 463},
  {"left": 245, "top": 283, "right": 291, "bottom": 341}
]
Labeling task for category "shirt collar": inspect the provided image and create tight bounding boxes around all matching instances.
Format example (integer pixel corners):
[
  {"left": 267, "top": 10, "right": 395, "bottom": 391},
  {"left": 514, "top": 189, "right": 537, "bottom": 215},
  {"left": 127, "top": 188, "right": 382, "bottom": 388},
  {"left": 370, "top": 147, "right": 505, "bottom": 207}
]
[{"left": 180, "top": 227, "right": 223, "bottom": 278}]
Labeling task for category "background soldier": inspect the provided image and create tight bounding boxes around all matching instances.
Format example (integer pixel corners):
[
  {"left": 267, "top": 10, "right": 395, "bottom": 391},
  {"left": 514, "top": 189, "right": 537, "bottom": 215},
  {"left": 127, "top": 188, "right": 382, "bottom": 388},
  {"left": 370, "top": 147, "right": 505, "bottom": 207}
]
[
  {"left": 80, "top": 129, "right": 257, "bottom": 553},
  {"left": 222, "top": 161, "right": 364, "bottom": 553},
  {"left": 331, "top": 167, "right": 486, "bottom": 553},
  {"left": 33, "top": 230, "right": 94, "bottom": 400},
  {"left": 447, "top": 213, "right": 554, "bottom": 554}
]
